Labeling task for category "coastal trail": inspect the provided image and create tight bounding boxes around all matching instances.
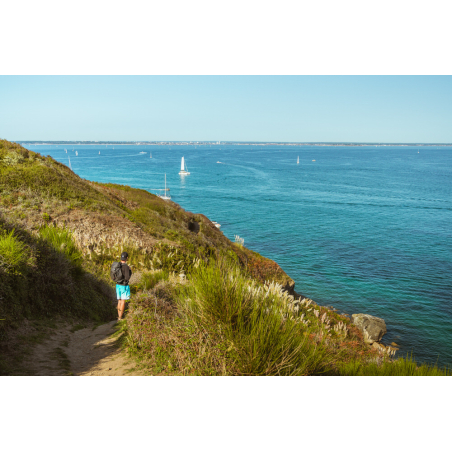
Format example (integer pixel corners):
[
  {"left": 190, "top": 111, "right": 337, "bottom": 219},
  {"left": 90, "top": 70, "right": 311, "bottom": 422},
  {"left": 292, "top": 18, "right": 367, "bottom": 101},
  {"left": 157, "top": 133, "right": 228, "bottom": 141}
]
[{"left": 22, "top": 321, "right": 144, "bottom": 376}]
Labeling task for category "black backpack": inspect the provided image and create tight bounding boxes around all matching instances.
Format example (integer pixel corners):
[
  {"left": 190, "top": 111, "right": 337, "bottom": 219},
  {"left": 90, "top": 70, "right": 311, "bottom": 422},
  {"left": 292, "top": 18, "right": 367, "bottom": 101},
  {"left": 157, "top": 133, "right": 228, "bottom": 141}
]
[{"left": 110, "top": 262, "right": 124, "bottom": 283}]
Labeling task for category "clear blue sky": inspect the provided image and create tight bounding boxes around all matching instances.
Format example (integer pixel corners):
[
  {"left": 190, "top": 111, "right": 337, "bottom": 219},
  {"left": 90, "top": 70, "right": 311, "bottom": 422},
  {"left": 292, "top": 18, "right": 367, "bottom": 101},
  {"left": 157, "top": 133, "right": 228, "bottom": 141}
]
[{"left": 1, "top": 76, "right": 451, "bottom": 142}]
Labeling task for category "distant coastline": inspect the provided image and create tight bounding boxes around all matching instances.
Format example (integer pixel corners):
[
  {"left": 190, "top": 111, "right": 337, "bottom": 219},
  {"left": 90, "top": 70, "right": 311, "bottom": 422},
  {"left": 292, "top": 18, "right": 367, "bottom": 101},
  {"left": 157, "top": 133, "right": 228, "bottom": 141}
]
[{"left": 15, "top": 141, "right": 452, "bottom": 147}]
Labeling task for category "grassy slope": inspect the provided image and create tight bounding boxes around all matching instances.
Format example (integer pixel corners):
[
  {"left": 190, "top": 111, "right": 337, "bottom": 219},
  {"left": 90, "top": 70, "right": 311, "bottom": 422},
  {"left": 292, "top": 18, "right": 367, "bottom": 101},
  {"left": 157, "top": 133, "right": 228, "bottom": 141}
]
[
  {"left": 0, "top": 140, "right": 292, "bottom": 285},
  {"left": 0, "top": 139, "right": 293, "bottom": 373}
]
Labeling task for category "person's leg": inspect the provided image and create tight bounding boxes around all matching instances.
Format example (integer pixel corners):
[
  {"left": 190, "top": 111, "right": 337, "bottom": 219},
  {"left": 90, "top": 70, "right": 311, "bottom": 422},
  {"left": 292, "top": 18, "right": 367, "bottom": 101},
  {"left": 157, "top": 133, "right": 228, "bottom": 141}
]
[
  {"left": 118, "top": 299, "right": 125, "bottom": 319},
  {"left": 116, "top": 285, "right": 121, "bottom": 319}
]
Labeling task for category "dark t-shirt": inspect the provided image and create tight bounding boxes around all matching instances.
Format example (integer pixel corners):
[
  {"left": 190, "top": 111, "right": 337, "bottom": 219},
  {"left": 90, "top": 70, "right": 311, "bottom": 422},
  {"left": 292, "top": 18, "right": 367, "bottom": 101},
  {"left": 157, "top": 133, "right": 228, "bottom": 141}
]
[{"left": 118, "top": 263, "right": 132, "bottom": 286}]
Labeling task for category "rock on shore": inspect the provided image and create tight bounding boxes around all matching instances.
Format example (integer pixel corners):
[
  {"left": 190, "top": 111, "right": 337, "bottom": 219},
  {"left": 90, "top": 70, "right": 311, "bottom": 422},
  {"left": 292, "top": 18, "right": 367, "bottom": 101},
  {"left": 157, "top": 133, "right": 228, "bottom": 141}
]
[{"left": 352, "top": 313, "right": 387, "bottom": 344}]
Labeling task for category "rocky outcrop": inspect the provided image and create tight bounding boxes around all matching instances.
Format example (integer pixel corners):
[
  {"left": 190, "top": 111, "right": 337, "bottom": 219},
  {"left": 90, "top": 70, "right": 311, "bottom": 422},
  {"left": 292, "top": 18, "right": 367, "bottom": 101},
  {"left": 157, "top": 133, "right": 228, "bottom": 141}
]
[
  {"left": 352, "top": 313, "right": 387, "bottom": 344},
  {"left": 187, "top": 220, "right": 200, "bottom": 233},
  {"left": 283, "top": 280, "right": 296, "bottom": 296}
]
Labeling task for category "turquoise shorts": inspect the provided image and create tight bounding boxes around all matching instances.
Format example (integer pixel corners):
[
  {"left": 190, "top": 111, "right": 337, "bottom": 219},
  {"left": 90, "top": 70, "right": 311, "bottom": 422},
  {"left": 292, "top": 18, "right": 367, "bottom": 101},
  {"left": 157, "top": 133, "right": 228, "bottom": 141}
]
[{"left": 116, "top": 284, "right": 131, "bottom": 300}]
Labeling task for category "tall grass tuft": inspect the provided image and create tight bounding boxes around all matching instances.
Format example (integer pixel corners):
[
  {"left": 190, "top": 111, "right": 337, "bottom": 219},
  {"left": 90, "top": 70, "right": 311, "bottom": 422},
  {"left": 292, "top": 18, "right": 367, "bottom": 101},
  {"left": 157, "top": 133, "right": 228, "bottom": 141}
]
[
  {"left": 39, "top": 225, "right": 83, "bottom": 267},
  {"left": 336, "top": 354, "right": 451, "bottom": 376},
  {"left": 0, "top": 229, "right": 31, "bottom": 274},
  {"left": 178, "top": 260, "right": 330, "bottom": 375},
  {"left": 136, "top": 270, "right": 170, "bottom": 291}
]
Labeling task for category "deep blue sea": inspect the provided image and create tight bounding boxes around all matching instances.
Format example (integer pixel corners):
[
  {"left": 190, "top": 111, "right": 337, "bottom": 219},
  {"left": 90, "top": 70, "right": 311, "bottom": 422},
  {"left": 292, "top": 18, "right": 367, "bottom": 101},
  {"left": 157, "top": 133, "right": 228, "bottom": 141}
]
[{"left": 23, "top": 143, "right": 452, "bottom": 366}]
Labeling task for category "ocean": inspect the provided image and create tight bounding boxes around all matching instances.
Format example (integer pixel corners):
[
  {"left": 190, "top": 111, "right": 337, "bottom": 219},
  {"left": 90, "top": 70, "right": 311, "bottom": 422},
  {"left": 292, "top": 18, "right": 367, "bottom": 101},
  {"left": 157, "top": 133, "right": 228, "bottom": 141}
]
[{"left": 23, "top": 143, "right": 452, "bottom": 366}]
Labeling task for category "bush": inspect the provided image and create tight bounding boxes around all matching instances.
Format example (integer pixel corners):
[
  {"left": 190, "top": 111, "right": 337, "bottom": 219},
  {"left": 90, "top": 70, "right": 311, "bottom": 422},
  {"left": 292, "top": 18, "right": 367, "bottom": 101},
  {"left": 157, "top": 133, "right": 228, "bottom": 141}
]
[
  {"left": 336, "top": 354, "right": 451, "bottom": 376},
  {"left": 137, "top": 270, "right": 169, "bottom": 291},
  {"left": 0, "top": 229, "right": 32, "bottom": 275},
  {"left": 39, "top": 225, "right": 83, "bottom": 267},
  {"left": 177, "top": 260, "right": 330, "bottom": 376}
]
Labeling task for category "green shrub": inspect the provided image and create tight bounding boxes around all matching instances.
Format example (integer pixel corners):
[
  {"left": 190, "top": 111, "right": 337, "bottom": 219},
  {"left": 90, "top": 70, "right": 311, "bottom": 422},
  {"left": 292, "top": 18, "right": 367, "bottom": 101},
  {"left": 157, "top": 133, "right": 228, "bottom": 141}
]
[
  {"left": 39, "top": 225, "right": 82, "bottom": 267},
  {"left": 0, "top": 229, "right": 32, "bottom": 275},
  {"left": 335, "top": 354, "right": 451, "bottom": 376},
  {"left": 177, "top": 260, "right": 330, "bottom": 376},
  {"left": 137, "top": 270, "right": 169, "bottom": 291}
]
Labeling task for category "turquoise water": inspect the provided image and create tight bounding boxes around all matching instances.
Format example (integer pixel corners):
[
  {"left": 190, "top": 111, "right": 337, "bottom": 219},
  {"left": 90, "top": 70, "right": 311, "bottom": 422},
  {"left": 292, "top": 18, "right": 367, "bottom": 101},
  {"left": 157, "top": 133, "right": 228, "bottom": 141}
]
[{"left": 25, "top": 143, "right": 452, "bottom": 366}]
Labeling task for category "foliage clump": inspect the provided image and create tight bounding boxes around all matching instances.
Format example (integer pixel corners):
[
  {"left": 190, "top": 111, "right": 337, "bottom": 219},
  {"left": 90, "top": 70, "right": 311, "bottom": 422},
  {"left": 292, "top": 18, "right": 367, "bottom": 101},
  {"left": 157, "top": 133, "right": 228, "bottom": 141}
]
[{"left": 0, "top": 228, "right": 34, "bottom": 275}]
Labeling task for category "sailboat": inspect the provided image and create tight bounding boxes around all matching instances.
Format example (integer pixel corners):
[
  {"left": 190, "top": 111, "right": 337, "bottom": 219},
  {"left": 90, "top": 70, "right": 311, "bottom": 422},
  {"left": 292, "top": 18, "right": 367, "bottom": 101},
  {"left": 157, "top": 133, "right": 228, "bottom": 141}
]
[
  {"left": 65, "top": 149, "right": 67, "bottom": 153},
  {"left": 150, "top": 153, "right": 152, "bottom": 158},
  {"left": 99, "top": 151, "right": 101, "bottom": 155},
  {"left": 179, "top": 156, "right": 190, "bottom": 175},
  {"left": 75, "top": 150, "right": 78, "bottom": 156},
  {"left": 158, "top": 174, "right": 171, "bottom": 200},
  {"left": 68, "top": 156, "right": 72, "bottom": 170},
  {"left": 297, "top": 156, "right": 299, "bottom": 164}
]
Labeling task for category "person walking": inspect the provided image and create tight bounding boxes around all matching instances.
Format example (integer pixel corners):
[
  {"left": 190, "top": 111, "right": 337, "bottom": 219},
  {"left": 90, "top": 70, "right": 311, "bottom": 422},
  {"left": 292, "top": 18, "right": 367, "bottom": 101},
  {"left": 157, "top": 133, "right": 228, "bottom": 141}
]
[{"left": 116, "top": 251, "right": 132, "bottom": 321}]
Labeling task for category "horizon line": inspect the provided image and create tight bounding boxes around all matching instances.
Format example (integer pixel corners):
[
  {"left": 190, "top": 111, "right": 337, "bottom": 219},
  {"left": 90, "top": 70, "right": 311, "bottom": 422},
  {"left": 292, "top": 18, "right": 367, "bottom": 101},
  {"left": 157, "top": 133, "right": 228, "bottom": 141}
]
[{"left": 13, "top": 140, "right": 452, "bottom": 146}]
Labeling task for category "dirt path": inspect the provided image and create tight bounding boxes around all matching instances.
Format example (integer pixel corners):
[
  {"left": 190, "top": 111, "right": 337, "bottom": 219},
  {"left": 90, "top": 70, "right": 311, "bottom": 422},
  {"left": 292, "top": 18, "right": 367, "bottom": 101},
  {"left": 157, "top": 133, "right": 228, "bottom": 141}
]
[{"left": 22, "top": 321, "right": 145, "bottom": 376}]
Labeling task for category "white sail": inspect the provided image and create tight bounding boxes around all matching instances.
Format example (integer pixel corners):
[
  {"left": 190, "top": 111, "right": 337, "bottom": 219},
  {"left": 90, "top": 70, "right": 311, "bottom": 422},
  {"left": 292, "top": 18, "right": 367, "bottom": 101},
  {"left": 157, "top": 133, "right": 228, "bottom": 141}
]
[
  {"left": 179, "top": 156, "right": 190, "bottom": 175},
  {"left": 159, "top": 173, "right": 171, "bottom": 200},
  {"left": 297, "top": 156, "right": 299, "bottom": 164},
  {"left": 68, "top": 157, "right": 72, "bottom": 170}
]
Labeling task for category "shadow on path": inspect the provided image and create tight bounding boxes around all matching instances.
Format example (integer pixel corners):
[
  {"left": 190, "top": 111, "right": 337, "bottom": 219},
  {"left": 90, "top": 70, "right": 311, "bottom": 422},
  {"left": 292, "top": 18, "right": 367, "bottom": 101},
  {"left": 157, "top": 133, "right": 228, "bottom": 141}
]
[{"left": 23, "top": 321, "right": 144, "bottom": 376}]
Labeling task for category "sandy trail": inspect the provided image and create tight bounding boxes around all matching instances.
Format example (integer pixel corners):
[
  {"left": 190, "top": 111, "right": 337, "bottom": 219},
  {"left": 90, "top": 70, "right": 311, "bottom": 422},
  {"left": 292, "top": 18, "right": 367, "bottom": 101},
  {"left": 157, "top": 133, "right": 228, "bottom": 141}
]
[{"left": 23, "top": 321, "right": 144, "bottom": 376}]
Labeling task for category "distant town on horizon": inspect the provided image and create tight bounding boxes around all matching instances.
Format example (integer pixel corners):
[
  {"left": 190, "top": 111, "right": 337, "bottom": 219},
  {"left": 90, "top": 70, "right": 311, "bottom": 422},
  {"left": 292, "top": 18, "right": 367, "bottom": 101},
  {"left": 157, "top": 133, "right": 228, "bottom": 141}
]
[{"left": 15, "top": 141, "right": 452, "bottom": 147}]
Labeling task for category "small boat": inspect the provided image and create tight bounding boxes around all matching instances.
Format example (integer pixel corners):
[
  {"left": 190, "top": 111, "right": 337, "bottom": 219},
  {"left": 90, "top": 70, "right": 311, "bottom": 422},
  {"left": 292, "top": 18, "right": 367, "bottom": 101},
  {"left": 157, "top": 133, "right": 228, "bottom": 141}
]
[
  {"left": 297, "top": 156, "right": 299, "bottom": 164},
  {"left": 179, "top": 156, "right": 190, "bottom": 175},
  {"left": 68, "top": 156, "right": 72, "bottom": 170},
  {"left": 139, "top": 151, "right": 147, "bottom": 154},
  {"left": 217, "top": 161, "right": 223, "bottom": 164},
  {"left": 212, "top": 221, "right": 221, "bottom": 229},
  {"left": 150, "top": 153, "right": 152, "bottom": 158},
  {"left": 99, "top": 151, "right": 101, "bottom": 155},
  {"left": 65, "top": 149, "right": 67, "bottom": 153},
  {"left": 75, "top": 151, "right": 78, "bottom": 156},
  {"left": 158, "top": 174, "right": 171, "bottom": 200},
  {"left": 312, "top": 160, "right": 316, "bottom": 162}
]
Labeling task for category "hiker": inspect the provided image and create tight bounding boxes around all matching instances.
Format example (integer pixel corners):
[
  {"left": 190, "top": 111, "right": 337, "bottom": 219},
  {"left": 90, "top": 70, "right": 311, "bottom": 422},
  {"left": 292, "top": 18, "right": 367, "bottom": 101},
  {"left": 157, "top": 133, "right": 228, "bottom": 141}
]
[{"left": 116, "top": 251, "right": 132, "bottom": 321}]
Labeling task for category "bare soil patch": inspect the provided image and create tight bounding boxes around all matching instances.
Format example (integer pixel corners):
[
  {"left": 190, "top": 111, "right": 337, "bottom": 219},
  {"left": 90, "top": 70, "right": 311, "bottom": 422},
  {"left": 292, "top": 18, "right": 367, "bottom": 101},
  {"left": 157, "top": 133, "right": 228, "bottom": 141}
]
[{"left": 19, "top": 320, "right": 144, "bottom": 376}]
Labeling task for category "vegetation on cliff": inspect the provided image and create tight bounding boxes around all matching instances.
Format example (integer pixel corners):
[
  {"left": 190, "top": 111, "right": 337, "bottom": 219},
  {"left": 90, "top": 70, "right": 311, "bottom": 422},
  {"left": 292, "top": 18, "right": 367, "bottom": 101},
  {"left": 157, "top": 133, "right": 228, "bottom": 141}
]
[
  {"left": 124, "top": 261, "right": 450, "bottom": 376},
  {"left": 0, "top": 139, "right": 450, "bottom": 376}
]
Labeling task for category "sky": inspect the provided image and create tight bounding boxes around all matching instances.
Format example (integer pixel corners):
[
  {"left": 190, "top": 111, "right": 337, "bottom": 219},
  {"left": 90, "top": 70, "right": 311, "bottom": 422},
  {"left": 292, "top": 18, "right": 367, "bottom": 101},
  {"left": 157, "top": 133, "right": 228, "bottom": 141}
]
[{"left": 1, "top": 75, "right": 451, "bottom": 143}]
